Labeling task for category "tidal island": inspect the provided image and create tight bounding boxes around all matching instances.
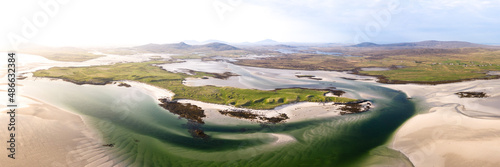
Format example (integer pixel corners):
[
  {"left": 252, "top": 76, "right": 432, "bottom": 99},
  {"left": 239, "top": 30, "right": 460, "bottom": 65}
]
[
  {"left": 33, "top": 61, "right": 356, "bottom": 110},
  {"left": 33, "top": 61, "right": 365, "bottom": 139}
]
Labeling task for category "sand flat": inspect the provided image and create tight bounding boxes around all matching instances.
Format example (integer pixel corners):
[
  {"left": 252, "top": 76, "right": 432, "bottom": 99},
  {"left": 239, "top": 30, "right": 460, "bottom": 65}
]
[
  {"left": 383, "top": 79, "right": 500, "bottom": 167},
  {"left": 0, "top": 95, "right": 118, "bottom": 166}
]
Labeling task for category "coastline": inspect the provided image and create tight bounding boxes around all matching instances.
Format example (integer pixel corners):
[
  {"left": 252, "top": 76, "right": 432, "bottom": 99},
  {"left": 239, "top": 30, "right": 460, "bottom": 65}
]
[
  {"left": 233, "top": 60, "right": 500, "bottom": 85},
  {"left": 0, "top": 92, "right": 114, "bottom": 166},
  {"left": 379, "top": 78, "right": 500, "bottom": 167},
  {"left": 351, "top": 68, "right": 500, "bottom": 85},
  {"left": 118, "top": 80, "right": 371, "bottom": 124}
]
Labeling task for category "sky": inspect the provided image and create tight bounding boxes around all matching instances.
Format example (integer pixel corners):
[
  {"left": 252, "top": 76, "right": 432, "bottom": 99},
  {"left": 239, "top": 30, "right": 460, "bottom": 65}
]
[{"left": 1, "top": 0, "right": 500, "bottom": 49}]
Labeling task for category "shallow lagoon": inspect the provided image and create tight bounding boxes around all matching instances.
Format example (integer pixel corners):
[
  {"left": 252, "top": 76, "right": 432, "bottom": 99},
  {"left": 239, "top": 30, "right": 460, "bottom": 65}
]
[{"left": 22, "top": 59, "right": 416, "bottom": 166}]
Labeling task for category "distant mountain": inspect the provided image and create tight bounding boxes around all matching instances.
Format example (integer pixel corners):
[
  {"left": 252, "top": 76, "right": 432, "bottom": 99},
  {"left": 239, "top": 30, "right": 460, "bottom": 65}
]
[
  {"left": 181, "top": 39, "right": 329, "bottom": 47},
  {"left": 203, "top": 42, "right": 240, "bottom": 51},
  {"left": 352, "top": 42, "right": 380, "bottom": 47},
  {"left": 352, "top": 40, "right": 492, "bottom": 48},
  {"left": 275, "top": 44, "right": 296, "bottom": 48},
  {"left": 204, "top": 39, "right": 228, "bottom": 44},
  {"left": 182, "top": 40, "right": 229, "bottom": 45},
  {"left": 135, "top": 42, "right": 240, "bottom": 53},
  {"left": 255, "top": 39, "right": 279, "bottom": 45},
  {"left": 182, "top": 40, "right": 202, "bottom": 45}
]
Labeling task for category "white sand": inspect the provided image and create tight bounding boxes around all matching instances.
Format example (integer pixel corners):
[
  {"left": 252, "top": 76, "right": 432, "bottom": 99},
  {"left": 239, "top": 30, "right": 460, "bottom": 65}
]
[
  {"left": 118, "top": 81, "right": 175, "bottom": 100},
  {"left": 0, "top": 54, "right": 139, "bottom": 166},
  {"left": 382, "top": 79, "right": 500, "bottom": 167},
  {"left": 0, "top": 52, "right": 380, "bottom": 165},
  {"left": 114, "top": 81, "right": 346, "bottom": 125},
  {"left": 0, "top": 93, "right": 120, "bottom": 166},
  {"left": 177, "top": 99, "right": 364, "bottom": 124}
]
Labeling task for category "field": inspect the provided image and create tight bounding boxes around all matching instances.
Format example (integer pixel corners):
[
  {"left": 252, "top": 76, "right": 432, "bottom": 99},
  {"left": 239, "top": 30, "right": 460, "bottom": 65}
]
[
  {"left": 236, "top": 48, "right": 500, "bottom": 83},
  {"left": 33, "top": 61, "right": 355, "bottom": 109}
]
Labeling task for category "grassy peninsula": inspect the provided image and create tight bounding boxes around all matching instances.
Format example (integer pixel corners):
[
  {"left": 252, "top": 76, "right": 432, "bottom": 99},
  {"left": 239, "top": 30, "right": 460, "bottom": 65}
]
[{"left": 33, "top": 61, "right": 355, "bottom": 109}]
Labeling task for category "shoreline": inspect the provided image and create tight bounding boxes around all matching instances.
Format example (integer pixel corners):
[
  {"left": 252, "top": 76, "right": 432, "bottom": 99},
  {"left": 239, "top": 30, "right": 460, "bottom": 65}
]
[
  {"left": 0, "top": 91, "right": 113, "bottom": 166},
  {"left": 381, "top": 79, "right": 500, "bottom": 167},
  {"left": 31, "top": 70, "right": 368, "bottom": 123},
  {"left": 27, "top": 72, "right": 371, "bottom": 126},
  {"left": 118, "top": 80, "right": 372, "bottom": 124},
  {"left": 351, "top": 67, "right": 500, "bottom": 85},
  {"left": 233, "top": 60, "right": 500, "bottom": 85}
]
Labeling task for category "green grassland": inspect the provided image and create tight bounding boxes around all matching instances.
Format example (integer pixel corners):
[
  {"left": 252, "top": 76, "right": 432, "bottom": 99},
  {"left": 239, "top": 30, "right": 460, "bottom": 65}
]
[
  {"left": 360, "top": 60, "right": 500, "bottom": 82},
  {"left": 236, "top": 48, "right": 500, "bottom": 83},
  {"left": 358, "top": 49, "right": 500, "bottom": 82},
  {"left": 33, "top": 61, "right": 355, "bottom": 109}
]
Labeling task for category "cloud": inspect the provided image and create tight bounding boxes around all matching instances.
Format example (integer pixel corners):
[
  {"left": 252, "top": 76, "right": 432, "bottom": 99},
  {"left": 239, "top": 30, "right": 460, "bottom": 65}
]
[{"left": 1, "top": 0, "right": 499, "bottom": 47}]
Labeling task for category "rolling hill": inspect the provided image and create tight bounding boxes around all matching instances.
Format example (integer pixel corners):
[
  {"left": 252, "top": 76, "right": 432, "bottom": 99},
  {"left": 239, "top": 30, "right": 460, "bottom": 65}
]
[
  {"left": 352, "top": 40, "right": 494, "bottom": 48},
  {"left": 135, "top": 42, "right": 240, "bottom": 53}
]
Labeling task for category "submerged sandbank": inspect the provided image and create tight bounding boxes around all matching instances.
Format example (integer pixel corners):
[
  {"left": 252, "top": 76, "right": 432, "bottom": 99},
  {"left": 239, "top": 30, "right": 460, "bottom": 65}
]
[{"left": 0, "top": 93, "right": 115, "bottom": 166}]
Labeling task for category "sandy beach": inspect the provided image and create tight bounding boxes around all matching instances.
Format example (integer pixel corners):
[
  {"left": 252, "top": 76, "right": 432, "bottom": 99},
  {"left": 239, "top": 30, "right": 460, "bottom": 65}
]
[
  {"left": 7, "top": 52, "right": 500, "bottom": 166},
  {"left": 118, "top": 74, "right": 365, "bottom": 125},
  {"left": 177, "top": 99, "right": 357, "bottom": 125},
  {"left": 0, "top": 53, "right": 154, "bottom": 166},
  {"left": 382, "top": 79, "right": 500, "bottom": 167},
  {"left": 119, "top": 80, "right": 175, "bottom": 100},
  {"left": 0, "top": 92, "right": 116, "bottom": 166}
]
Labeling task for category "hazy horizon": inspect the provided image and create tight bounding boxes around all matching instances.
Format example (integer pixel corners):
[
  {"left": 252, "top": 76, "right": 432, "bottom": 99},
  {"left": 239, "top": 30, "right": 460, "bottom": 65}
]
[{"left": 2, "top": 0, "right": 500, "bottom": 49}]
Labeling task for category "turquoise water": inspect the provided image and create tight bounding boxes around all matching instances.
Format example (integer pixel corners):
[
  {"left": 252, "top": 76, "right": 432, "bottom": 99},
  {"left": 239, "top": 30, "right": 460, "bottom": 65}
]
[{"left": 22, "top": 65, "right": 415, "bottom": 166}]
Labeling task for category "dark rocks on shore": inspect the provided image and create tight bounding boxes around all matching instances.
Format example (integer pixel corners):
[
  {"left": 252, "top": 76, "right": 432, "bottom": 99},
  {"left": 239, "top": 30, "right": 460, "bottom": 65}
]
[
  {"left": 102, "top": 143, "right": 115, "bottom": 147},
  {"left": 259, "top": 114, "right": 289, "bottom": 124},
  {"left": 185, "top": 120, "right": 210, "bottom": 139},
  {"left": 295, "top": 74, "right": 323, "bottom": 80},
  {"left": 340, "top": 77, "right": 372, "bottom": 81},
  {"left": 455, "top": 92, "right": 488, "bottom": 98},
  {"left": 190, "top": 129, "right": 209, "bottom": 139},
  {"left": 158, "top": 99, "right": 206, "bottom": 124},
  {"left": 295, "top": 74, "right": 315, "bottom": 78},
  {"left": 335, "top": 100, "right": 372, "bottom": 115},
  {"left": 219, "top": 109, "right": 289, "bottom": 124},
  {"left": 340, "top": 77, "right": 357, "bottom": 80},
  {"left": 327, "top": 90, "right": 346, "bottom": 97},
  {"left": 117, "top": 82, "right": 132, "bottom": 87},
  {"left": 219, "top": 109, "right": 260, "bottom": 119},
  {"left": 158, "top": 99, "right": 210, "bottom": 139},
  {"left": 60, "top": 78, "right": 110, "bottom": 85},
  {"left": 211, "top": 72, "right": 240, "bottom": 80}
]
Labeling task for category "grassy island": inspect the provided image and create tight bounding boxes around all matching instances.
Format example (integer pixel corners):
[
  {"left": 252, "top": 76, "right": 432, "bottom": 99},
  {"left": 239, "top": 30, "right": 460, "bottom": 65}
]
[{"left": 33, "top": 61, "right": 355, "bottom": 109}]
